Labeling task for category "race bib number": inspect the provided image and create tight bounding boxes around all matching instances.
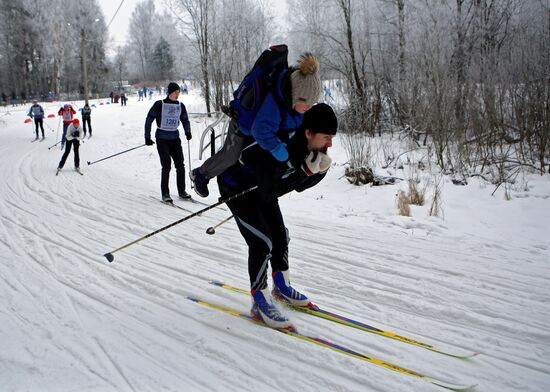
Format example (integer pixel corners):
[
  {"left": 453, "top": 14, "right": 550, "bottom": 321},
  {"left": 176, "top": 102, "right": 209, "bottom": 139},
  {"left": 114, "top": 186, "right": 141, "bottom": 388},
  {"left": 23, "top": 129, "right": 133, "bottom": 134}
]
[{"left": 161, "top": 103, "right": 181, "bottom": 131}]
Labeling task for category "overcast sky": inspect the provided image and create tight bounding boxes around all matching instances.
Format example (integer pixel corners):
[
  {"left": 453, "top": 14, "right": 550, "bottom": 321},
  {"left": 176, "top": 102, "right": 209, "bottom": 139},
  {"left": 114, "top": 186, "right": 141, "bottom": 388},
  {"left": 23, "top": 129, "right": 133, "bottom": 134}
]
[{"left": 97, "top": 0, "right": 289, "bottom": 50}]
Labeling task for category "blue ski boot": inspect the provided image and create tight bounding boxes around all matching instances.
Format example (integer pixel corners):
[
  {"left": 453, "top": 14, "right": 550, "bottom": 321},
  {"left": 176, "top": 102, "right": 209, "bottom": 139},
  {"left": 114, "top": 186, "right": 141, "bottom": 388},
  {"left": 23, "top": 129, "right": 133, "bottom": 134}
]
[
  {"left": 272, "top": 270, "right": 312, "bottom": 307},
  {"left": 251, "top": 288, "right": 294, "bottom": 330}
]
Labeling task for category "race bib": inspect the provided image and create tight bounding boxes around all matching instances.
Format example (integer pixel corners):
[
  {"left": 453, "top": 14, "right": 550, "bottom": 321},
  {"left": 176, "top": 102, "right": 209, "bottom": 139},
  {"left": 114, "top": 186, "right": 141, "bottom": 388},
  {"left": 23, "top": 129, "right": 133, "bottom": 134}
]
[
  {"left": 32, "top": 106, "right": 42, "bottom": 115},
  {"left": 62, "top": 110, "right": 72, "bottom": 121},
  {"left": 160, "top": 103, "right": 181, "bottom": 131}
]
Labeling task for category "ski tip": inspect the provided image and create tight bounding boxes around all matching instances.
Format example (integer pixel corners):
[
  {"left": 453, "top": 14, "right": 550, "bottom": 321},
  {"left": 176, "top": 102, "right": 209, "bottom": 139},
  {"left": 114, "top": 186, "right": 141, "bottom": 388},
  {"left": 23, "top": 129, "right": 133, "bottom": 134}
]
[
  {"left": 450, "top": 384, "right": 477, "bottom": 391},
  {"left": 209, "top": 280, "right": 224, "bottom": 287},
  {"left": 283, "top": 324, "right": 298, "bottom": 333},
  {"left": 87, "top": 161, "right": 91, "bottom": 165},
  {"left": 462, "top": 352, "right": 480, "bottom": 360},
  {"left": 206, "top": 227, "right": 215, "bottom": 235},
  {"left": 442, "top": 350, "right": 480, "bottom": 360},
  {"left": 429, "top": 378, "right": 477, "bottom": 391},
  {"left": 104, "top": 253, "right": 114, "bottom": 263}
]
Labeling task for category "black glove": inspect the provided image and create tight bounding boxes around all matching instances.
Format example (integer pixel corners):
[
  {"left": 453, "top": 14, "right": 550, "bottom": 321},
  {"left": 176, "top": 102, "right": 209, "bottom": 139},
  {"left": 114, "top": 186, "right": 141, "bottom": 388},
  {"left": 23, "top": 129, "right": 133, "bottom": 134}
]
[
  {"left": 185, "top": 132, "right": 192, "bottom": 141},
  {"left": 72, "top": 131, "right": 80, "bottom": 138},
  {"left": 145, "top": 138, "right": 154, "bottom": 146}
]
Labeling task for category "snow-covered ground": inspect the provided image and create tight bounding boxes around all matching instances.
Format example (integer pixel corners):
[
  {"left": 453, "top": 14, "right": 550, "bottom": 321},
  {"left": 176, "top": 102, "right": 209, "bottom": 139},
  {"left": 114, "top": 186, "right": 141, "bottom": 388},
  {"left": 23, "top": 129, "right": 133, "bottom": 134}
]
[{"left": 1, "top": 91, "right": 549, "bottom": 392}]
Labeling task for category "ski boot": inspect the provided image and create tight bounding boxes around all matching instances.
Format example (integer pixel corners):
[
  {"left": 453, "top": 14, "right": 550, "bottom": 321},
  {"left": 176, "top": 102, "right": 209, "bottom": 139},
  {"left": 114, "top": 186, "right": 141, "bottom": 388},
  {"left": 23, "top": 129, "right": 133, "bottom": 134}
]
[
  {"left": 251, "top": 288, "right": 294, "bottom": 330},
  {"left": 272, "top": 270, "right": 312, "bottom": 307}
]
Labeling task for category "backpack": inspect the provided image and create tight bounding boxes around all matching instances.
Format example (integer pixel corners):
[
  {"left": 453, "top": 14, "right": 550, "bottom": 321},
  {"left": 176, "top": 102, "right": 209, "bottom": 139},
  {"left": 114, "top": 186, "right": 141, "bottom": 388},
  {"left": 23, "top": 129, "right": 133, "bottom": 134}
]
[{"left": 228, "top": 44, "right": 288, "bottom": 132}]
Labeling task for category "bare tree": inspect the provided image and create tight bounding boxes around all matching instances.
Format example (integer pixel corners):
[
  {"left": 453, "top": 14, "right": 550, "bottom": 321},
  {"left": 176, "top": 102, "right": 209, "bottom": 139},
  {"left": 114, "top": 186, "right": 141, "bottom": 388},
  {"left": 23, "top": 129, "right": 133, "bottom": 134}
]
[
  {"left": 128, "top": 0, "right": 157, "bottom": 80},
  {"left": 168, "top": 0, "right": 213, "bottom": 113}
]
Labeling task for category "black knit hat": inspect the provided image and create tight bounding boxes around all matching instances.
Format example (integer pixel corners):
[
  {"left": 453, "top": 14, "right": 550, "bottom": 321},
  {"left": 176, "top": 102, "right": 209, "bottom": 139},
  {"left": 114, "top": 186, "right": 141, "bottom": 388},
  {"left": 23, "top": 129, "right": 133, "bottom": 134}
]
[
  {"left": 302, "top": 103, "right": 338, "bottom": 135},
  {"left": 167, "top": 82, "right": 180, "bottom": 95}
]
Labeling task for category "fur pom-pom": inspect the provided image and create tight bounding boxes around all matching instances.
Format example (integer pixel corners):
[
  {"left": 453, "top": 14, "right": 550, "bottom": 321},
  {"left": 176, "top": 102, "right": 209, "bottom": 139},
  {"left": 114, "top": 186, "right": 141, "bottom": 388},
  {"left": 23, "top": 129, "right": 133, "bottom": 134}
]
[{"left": 297, "top": 53, "right": 319, "bottom": 75}]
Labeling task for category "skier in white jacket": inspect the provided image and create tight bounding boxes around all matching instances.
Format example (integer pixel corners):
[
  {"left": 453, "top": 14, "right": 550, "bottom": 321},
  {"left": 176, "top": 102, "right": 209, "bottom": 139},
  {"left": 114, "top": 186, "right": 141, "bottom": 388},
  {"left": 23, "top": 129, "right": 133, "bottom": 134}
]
[{"left": 56, "top": 119, "right": 83, "bottom": 175}]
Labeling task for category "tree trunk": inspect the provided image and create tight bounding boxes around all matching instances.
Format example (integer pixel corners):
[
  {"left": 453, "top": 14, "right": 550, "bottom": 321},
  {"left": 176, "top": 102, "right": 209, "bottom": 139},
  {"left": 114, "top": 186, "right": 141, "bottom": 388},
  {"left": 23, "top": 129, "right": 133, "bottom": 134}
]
[{"left": 338, "top": 0, "right": 364, "bottom": 97}]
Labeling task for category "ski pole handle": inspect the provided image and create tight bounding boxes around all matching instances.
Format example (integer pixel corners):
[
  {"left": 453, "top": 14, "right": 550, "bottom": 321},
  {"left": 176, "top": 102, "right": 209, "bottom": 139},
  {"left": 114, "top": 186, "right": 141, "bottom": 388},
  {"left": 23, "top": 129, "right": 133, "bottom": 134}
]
[{"left": 104, "top": 186, "right": 257, "bottom": 262}]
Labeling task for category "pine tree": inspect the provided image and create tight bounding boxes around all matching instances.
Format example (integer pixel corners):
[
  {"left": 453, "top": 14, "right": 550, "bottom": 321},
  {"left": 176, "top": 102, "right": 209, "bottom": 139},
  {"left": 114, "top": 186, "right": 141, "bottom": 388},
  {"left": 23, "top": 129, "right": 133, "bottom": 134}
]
[{"left": 152, "top": 37, "right": 174, "bottom": 80}]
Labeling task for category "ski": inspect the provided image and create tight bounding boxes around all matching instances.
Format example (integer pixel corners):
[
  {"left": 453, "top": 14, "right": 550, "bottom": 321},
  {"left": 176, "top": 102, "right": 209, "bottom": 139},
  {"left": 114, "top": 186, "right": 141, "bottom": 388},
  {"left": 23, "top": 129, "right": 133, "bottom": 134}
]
[
  {"left": 187, "top": 297, "right": 476, "bottom": 391},
  {"left": 210, "top": 281, "right": 478, "bottom": 359},
  {"left": 150, "top": 196, "right": 193, "bottom": 213},
  {"left": 189, "top": 198, "right": 209, "bottom": 206},
  {"left": 75, "top": 168, "right": 84, "bottom": 175}
]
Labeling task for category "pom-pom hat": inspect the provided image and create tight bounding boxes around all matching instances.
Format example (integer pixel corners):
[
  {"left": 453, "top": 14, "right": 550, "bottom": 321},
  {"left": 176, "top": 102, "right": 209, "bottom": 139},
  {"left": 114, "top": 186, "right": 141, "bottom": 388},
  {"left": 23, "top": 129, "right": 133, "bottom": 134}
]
[{"left": 290, "top": 53, "right": 322, "bottom": 107}]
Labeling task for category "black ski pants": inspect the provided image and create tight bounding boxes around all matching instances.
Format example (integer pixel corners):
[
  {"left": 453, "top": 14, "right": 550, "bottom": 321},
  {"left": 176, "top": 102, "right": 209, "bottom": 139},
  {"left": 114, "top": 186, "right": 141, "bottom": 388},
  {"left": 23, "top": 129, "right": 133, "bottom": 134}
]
[
  {"left": 58, "top": 139, "right": 80, "bottom": 169},
  {"left": 220, "top": 183, "right": 289, "bottom": 291},
  {"left": 156, "top": 138, "right": 186, "bottom": 196},
  {"left": 34, "top": 119, "right": 44, "bottom": 138},
  {"left": 82, "top": 117, "right": 92, "bottom": 136}
]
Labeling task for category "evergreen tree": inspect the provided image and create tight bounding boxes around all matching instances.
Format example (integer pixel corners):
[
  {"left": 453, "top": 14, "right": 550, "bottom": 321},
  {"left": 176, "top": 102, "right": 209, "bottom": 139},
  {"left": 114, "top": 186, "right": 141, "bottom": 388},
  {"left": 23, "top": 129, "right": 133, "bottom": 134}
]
[{"left": 152, "top": 37, "right": 174, "bottom": 81}]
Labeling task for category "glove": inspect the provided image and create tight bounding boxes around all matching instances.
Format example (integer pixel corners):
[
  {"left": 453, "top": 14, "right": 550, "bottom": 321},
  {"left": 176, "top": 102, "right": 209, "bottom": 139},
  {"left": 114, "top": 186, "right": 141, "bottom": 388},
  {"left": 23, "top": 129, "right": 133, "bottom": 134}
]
[
  {"left": 318, "top": 152, "right": 332, "bottom": 173},
  {"left": 270, "top": 143, "right": 288, "bottom": 162},
  {"left": 301, "top": 151, "right": 324, "bottom": 176},
  {"left": 72, "top": 131, "right": 80, "bottom": 138},
  {"left": 185, "top": 132, "right": 192, "bottom": 141},
  {"left": 145, "top": 138, "right": 154, "bottom": 146}
]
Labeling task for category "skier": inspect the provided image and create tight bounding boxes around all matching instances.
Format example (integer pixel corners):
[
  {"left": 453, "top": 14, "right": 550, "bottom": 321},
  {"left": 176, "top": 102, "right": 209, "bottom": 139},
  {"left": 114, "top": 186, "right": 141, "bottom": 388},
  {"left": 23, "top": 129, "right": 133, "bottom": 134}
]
[
  {"left": 58, "top": 104, "right": 76, "bottom": 149},
  {"left": 217, "top": 103, "right": 337, "bottom": 329},
  {"left": 144, "top": 82, "right": 193, "bottom": 202},
  {"left": 191, "top": 52, "right": 322, "bottom": 198},
  {"left": 138, "top": 89, "right": 143, "bottom": 101},
  {"left": 27, "top": 99, "right": 45, "bottom": 140},
  {"left": 57, "top": 119, "right": 83, "bottom": 175},
  {"left": 323, "top": 84, "right": 333, "bottom": 101},
  {"left": 109, "top": 91, "right": 114, "bottom": 103},
  {"left": 180, "top": 80, "right": 188, "bottom": 95},
  {"left": 120, "top": 87, "right": 127, "bottom": 106},
  {"left": 81, "top": 103, "right": 92, "bottom": 138}
]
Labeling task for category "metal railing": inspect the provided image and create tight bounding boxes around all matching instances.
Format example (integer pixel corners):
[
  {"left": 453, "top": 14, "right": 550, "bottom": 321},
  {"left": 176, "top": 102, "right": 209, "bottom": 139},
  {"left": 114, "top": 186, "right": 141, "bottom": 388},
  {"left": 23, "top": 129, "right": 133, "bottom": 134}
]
[{"left": 192, "top": 111, "right": 231, "bottom": 160}]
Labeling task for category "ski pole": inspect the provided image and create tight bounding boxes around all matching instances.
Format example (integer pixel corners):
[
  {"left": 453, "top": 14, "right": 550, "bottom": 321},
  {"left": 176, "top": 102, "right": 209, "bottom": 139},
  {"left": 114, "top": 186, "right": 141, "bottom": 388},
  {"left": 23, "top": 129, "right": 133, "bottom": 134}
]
[
  {"left": 87, "top": 144, "right": 146, "bottom": 166},
  {"left": 55, "top": 116, "right": 61, "bottom": 139},
  {"left": 187, "top": 140, "right": 193, "bottom": 189},
  {"left": 104, "top": 186, "right": 257, "bottom": 262},
  {"left": 44, "top": 120, "right": 55, "bottom": 132},
  {"left": 206, "top": 214, "right": 234, "bottom": 235},
  {"left": 48, "top": 140, "right": 62, "bottom": 150}
]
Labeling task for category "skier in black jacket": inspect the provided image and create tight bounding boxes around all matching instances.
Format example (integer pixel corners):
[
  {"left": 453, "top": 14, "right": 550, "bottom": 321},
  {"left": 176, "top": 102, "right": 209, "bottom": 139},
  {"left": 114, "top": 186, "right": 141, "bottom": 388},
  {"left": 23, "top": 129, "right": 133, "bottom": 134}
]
[
  {"left": 81, "top": 103, "right": 92, "bottom": 138},
  {"left": 145, "top": 82, "right": 192, "bottom": 202},
  {"left": 217, "top": 103, "right": 338, "bottom": 329}
]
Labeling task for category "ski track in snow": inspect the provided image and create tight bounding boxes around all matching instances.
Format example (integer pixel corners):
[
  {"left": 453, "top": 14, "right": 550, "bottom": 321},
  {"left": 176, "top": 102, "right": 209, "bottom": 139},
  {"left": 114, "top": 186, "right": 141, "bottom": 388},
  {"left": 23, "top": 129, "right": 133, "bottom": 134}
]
[{"left": 1, "top": 96, "right": 549, "bottom": 391}]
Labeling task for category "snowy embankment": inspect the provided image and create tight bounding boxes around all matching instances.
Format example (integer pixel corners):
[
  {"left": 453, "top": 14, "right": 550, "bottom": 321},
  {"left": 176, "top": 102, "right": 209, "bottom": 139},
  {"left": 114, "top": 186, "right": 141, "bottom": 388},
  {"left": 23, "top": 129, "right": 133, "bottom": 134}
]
[{"left": 0, "top": 92, "right": 549, "bottom": 392}]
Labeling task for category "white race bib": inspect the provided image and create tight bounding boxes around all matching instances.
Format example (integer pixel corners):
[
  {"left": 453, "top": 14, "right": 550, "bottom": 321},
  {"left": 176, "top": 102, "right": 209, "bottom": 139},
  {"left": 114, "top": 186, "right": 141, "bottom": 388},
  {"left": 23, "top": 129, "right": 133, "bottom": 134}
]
[{"left": 160, "top": 103, "right": 181, "bottom": 131}]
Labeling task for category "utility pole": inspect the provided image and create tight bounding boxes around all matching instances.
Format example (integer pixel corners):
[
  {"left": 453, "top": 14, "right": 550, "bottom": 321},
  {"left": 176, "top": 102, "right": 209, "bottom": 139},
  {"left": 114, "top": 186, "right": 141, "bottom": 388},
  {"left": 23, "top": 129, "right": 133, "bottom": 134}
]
[{"left": 81, "top": 28, "right": 89, "bottom": 105}]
